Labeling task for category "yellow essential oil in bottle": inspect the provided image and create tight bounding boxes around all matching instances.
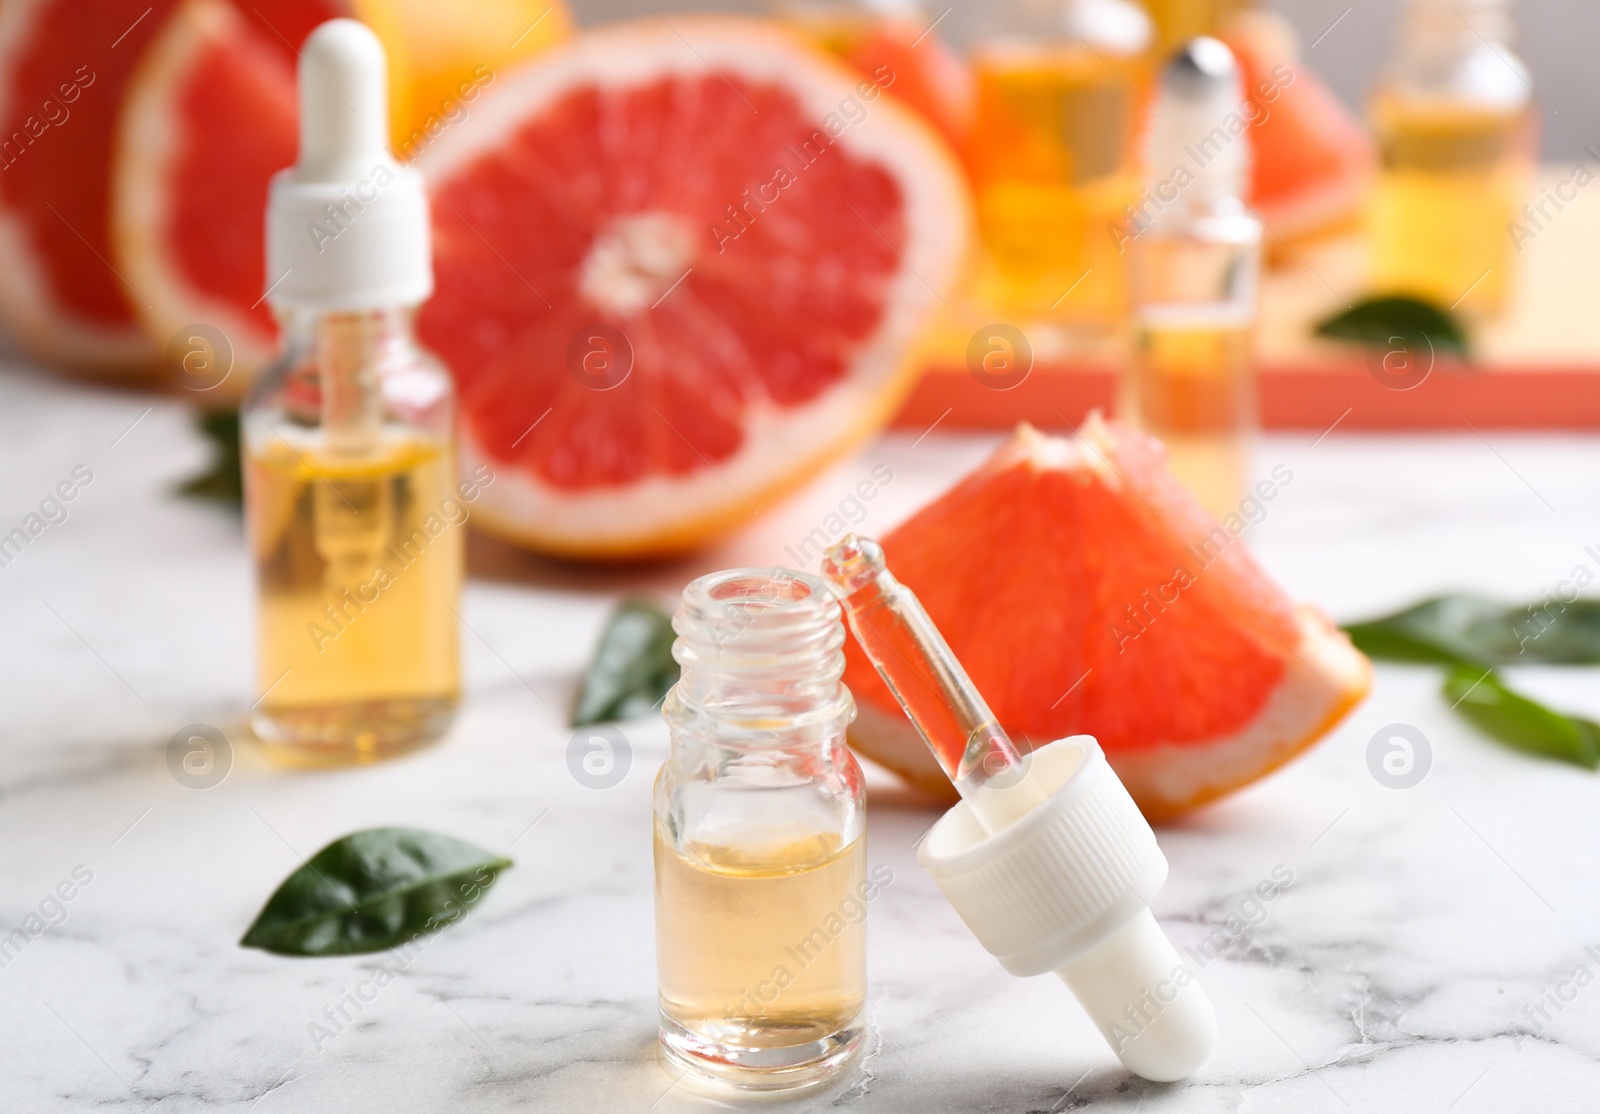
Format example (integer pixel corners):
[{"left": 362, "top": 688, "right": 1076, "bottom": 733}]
[
  {"left": 1126, "top": 307, "right": 1254, "bottom": 518},
  {"left": 248, "top": 428, "right": 461, "bottom": 759},
  {"left": 244, "top": 21, "right": 461, "bottom": 763},
  {"left": 1122, "top": 39, "right": 1261, "bottom": 519},
  {"left": 654, "top": 832, "right": 866, "bottom": 1058},
  {"left": 654, "top": 570, "right": 869, "bottom": 1092},
  {"left": 1368, "top": 0, "right": 1534, "bottom": 316},
  {"left": 964, "top": 0, "right": 1151, "bottom": 331}
]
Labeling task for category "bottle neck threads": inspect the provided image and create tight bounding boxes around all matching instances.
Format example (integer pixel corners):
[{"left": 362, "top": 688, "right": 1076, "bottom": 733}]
[{"left": 665, "top": 569, "right": 853, "bottom": 747}]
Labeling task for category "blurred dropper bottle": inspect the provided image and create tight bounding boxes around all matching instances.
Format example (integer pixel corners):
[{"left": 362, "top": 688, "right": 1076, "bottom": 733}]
[
  {"left": 1368, "top": 0, "right": 1535, "bottom": 316},
  {"left": 958, "top": 0, "right": 1152, "bottom": 333},
  {"left": 1120, "top": 38, "right": 1261, "bottom": 520},
  {"left": 244, "top": 20, "right": 461, "bottom": 763}
]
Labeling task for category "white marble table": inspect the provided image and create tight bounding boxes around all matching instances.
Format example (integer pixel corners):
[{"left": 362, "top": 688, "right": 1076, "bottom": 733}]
[{"left": 2, "top": 361, "right": 1598, "bottom": 1113}]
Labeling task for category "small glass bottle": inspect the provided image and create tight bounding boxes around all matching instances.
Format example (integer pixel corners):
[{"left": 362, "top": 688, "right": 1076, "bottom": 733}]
[
  {"left": 1121, "top": 38, "right": 1261, "bottom": 519},
  {"left": 960, "top": 0, "right": 1152, "bottom": 333},
  {"left": 244, "top": 20, "right": 460, "bottom": 762},
  {"left": 654, "top": 569, "right": 867, "bottom": 1091},
  {"left": 1368, "top": 0, "right": 1536, "bottom": 315}
]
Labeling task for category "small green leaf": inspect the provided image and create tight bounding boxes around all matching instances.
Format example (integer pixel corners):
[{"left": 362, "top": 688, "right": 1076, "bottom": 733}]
[
  {"left": 241, "top": 828, "right": 511, "bottom": 956},
  {"left": 177, "top": 409, "right": 242, "bottom": 507},
  {"left": 572, "top": 598, "right": 679, "bottom": 726},
  {"left": 1345, "top": 594, "right": 1600, "bottom": 666},
  {"left": 1315, "top": 295, "right": 1471, "bottom": 358},
  {"left": 1444, "top": 667, "right": 1600, "bottom": 769}
]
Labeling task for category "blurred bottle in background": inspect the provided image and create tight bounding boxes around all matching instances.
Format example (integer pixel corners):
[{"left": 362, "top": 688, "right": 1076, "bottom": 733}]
[
  {"left": 1121, "top": 38, "right": 1261, "bottom": 519},
  {"left": 962, "top": 0, "right": 1152, "bottom": 334},
  {"left": 778, "top": 0, "right": 973, "bottom": 150},
  {"left": 1140, "top": 0, "right": 1237, "bottom": 56},
  {"left": 1368, "top": 0, "right": 1536, "bottom": 316}
]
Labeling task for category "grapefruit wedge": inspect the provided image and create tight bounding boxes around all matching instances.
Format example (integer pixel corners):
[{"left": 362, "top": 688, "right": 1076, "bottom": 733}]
[
  {"left": 845, "top": 418, "right": 1371, "bottom": 821},
  {"left": 1222, "top": 10, "right": 1374, "bottom": 244},
  {"left": 413, "top": 18, "right": 971, "bottom": 557}
]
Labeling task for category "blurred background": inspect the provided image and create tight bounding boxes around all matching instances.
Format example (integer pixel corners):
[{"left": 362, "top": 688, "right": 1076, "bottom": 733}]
[{"left": 580, "top": 0, "right": 1599, "bottom": 157}]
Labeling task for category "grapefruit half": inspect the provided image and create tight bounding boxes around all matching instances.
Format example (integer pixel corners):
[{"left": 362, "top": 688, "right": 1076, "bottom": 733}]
[
  {"left": 845, "top": 418, "right": 1371, "bottom": 821},
  {"left": 111, "top": 0, "right": 572, "bottom": 392},
  {"left": 0, "top": 0, "right": 335, "bottom": 374},
  {"left": 413, "top": 18, "right": 971, "bottom": 558}
]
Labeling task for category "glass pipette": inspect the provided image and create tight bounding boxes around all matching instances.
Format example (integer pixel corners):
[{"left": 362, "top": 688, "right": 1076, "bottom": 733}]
[{"left": 819, "top": 534, "right": 1048, "bottom": 833}]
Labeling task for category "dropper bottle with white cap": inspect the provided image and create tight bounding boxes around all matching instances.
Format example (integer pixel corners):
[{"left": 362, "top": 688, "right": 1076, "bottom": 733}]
[
  {"left": 1118, "top": 38, "right": 1262, "bottom": 521},
  {"left": 243, "top": 19, "right": 463, "bottom": 763},
  {"left": 821, "top": 535, "right": 1216, "bottom": 1082}
]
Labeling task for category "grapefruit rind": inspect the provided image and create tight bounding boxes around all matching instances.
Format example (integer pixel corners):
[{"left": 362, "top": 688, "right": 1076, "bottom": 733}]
[
  {"left": 417, "top": 18, "right": 973, "bottom": 558},
  {"left": 1100, "top": 608, "right": 1370, "bottom": 821},
  {"left": 850, "top": 608, "right": 1370, "bottom": 821}
]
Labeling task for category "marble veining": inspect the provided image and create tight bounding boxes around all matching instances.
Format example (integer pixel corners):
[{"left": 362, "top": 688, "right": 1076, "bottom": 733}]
[{"left": 1, "top": 366, "right": 1598, "bottom": 1111}]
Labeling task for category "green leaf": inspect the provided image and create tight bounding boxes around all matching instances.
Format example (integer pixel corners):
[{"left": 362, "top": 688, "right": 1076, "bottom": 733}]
[
  {"left": 1314, "top": 295, "right": 1471, "bottom": 358},
  {"left": 240, "top": 828, "right": 511, "bottom": 956},
  {"left": 572, "top": 598, "right": 679, "bottom": 726},
  {"left": 177, "top": 409, "right": 242, "bottom": 507},
  {"left": 1344, "top": 594, "right": 1600, "bottom": 666},
  {"left": 1444, "top": 667, "right": 1600, "bottom": 770}
]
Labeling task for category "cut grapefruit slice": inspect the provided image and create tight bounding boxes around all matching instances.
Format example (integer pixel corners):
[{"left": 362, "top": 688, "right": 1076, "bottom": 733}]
[
  {"left": 413, "top": 17, "right": 971, "bottom": 558},
  {"left": 0, "top": 0, "right": 335, "bottom": 374},
  {"left": 845, "top": 418, "right": 1371, "bottom": 821}
]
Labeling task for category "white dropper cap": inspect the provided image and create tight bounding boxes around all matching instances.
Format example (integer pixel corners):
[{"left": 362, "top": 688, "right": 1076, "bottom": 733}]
[
  {"left": 917, "top": 736, "right": 1216, "bottom": 1082},
  {"left": 264, "top": 19, "right": 432, "bottom": 311},
  {"left": 1144, "top": 37, "right": 1249, "bottom": 204},
  {"left": 822, "top": 537, "right": 1214, "bottom": 1083}
]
